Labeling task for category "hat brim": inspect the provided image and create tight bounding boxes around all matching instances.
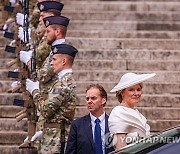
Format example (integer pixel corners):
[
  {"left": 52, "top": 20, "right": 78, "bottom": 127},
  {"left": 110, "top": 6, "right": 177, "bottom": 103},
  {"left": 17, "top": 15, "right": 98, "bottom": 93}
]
[{"left": 110, "top": 73, "right": 156, "bottom": 92}]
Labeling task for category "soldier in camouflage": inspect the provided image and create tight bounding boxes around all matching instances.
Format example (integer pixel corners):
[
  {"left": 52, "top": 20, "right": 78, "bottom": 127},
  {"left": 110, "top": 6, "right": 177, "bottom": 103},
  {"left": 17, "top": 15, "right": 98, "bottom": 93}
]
[
  {"left": 34, "top": 1, "right": 64, "bottom": 68},
  {"left": 26, "top": 44, "right": 78, "bottom": 154},
  {"left": 37, "top": 15, "right": 70, "bottom": 87}
]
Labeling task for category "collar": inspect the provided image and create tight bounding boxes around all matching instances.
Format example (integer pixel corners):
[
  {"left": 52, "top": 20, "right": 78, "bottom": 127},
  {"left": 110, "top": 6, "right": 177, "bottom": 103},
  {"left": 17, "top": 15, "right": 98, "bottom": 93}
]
[
  {"left": 52, "top": 38, "right": 65, "bottom": 46},
  {"left": 90, "top": 112, "right": 105, "bottom": 123},
  {"left": 58, "top": 69, "right": 72, "bottom": 79}
]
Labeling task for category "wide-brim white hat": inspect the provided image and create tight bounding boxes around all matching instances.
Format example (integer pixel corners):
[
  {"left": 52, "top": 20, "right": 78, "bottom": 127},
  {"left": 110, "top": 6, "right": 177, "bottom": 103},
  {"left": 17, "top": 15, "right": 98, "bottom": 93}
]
[{"left": 110, "top": 72, "right": 156, "bottom": 92}]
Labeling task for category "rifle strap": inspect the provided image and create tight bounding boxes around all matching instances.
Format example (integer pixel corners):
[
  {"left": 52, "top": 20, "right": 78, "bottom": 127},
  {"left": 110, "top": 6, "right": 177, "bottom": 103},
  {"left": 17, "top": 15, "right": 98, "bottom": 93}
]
[
  {"left": 5, "top": 45, "right": 16, "bottom": 53},
  {"left": 8, "top": 71, "right": 19, "bottom": 78},
  {"left": 13, "top": 98, "right": 24, "bottom": 107},
  {"left": 4, "top": 31, "right": 14, "bottom": 39},
  {"left": 4, "top": 5, "right": 14, "bottom": 12}
]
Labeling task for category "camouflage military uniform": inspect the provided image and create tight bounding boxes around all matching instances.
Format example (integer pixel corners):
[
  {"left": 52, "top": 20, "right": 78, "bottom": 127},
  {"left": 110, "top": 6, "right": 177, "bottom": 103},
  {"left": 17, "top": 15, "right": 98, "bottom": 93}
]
[
  {"left": 29, "top": 8, "right": 49, "bottom": 67},
  {"left": 32, "top": 72, "right": 77, "bottom": 153},
  {"left": 37, "top": 53, "right": 55, "bottom": 84},
  {"left": 36, "top": 38, "right": 51, "bottom": 68},
  {"left": 35, "top": 49, "right": 56, "bottom": 138}
]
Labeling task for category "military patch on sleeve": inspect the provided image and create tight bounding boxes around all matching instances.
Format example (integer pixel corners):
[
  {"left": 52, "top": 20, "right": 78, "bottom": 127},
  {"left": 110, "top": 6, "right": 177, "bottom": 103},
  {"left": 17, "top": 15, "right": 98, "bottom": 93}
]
[
  {"left": 52, "top": 88, "right": 59, "bottom": 94},
  {"left": 52, "top": 88, "right": 62, "bottom": 94}
]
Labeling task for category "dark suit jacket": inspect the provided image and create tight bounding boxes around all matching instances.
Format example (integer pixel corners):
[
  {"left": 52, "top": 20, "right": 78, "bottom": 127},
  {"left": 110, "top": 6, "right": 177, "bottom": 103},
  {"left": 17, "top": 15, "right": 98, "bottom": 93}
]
[{"left": 65, "top": 113, "right": 114, "bottom": 154}]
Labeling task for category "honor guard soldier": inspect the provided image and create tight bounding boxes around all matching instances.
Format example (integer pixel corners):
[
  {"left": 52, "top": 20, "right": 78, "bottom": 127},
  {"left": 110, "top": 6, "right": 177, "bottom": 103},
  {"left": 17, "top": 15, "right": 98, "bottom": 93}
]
[{"left": 26, "top": 44, "right": 78, "bottom": 154}]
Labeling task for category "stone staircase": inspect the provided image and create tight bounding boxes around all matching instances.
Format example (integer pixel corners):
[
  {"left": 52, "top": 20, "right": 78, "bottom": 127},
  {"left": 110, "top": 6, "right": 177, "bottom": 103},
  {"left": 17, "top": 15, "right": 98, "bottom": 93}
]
[{"left": 0, "top": 0, "right": 180, "bottom": 153}]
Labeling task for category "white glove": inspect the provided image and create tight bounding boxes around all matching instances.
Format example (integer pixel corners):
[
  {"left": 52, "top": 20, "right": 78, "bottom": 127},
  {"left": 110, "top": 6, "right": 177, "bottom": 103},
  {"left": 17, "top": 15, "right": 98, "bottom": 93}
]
[
  {"left": 24, "top": 131, "right": 43, "bottom": 142},
  {"left": 11, "top": 81, "right": 21, "bottom": 89},
  {"left": 9, "top": 0, "right": 16, "bottom": 6},
  {"left": 16, "top": 13, "right": 27, "bottom": 26},
  {"left": 9, "top": 40, "right": 16, "bottom": 46},
  {"left": 19, "top": 50, "right": 33, "bottom": 65},
  {"left": 2, "top": 24, "right": 8, "bottom": 34},
  {"left": 18, "top": 26, "right": 31, "bottom": 43},
  {"left": 13, "top": 69, "right": 19, "bottom": 72},
  {"left": 2, "top": 24, "right": 8, "bottom": 31},
  {"left": 26, "top": 79, "right": 39, "bottom": 95},
  {"left": 31, "top": 131, "right": 43, "bottom": 141}
]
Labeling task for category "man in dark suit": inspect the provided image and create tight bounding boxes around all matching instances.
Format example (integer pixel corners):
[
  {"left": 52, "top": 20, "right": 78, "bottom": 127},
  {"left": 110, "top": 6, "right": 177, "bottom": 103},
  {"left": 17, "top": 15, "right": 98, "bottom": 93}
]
[{"left": 65, "top": 84, "right": 114, "bottom": 154}]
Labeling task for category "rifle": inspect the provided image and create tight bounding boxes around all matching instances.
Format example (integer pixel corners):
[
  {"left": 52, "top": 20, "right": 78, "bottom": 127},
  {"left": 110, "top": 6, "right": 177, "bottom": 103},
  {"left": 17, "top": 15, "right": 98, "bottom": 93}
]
[{"left": 4, "top": 0, "right": 37, "bottom": 149}]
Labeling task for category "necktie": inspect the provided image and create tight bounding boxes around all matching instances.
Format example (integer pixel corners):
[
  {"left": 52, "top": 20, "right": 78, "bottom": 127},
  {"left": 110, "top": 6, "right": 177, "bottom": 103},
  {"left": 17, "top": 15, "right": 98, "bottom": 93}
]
[{"left": 94, "top": 118, "right": 103, "bottom": 154}]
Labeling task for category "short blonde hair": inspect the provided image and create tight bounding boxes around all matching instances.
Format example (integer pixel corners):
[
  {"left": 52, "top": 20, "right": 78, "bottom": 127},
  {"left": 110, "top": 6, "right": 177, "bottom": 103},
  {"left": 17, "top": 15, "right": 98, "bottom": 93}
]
[{"left": 116, "top": 83, "right": 143, "bottom": 103}]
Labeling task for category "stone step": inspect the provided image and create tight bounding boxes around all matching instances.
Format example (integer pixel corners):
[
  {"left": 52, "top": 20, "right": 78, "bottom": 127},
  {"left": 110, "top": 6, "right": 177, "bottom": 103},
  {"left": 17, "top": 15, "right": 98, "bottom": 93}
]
[
  {"left": 2, "top": 37, "right": 180, "bottom": 50},
  {"left": 0, "top": 131, "right": 26, "bottom": 144},
  {"left": 2, "top": 17, "right": 180, "bottom": 32},
  {"left": 63, "top": 1, "right": 180, "bottom": 12},
  {"left": 68, "top": 20, "right": 180, "bottom": 31},
  {"left": 1, "top": 49, "right": 180, "bottom": 62},
  {"left": 2, "top": 29, "right": 180, "bottom": 41},
  {"left": 76, "top": 49, "right": 180, "bottom": 61},
  {"left": 0, "top": 58, "right": 17, "bottom": 69},
  {"left": 63, "top": 11, "right": 180, "bottom": 21},
  {"left": 0, "top": 70, "right": 179, "bottom": 82},
  {"left": 67, "top": 30, "right": 180, "bottom": 39},
  {"left": 73, "top": 60, "right": 179, "bottom": 71},
  {"left": 66, "top": 37, "right": 180, "bottom": 50},
  {"left": 0, "top": 145, "right": 37, "bottom": 154},
  {"left": 65, "top": 0, "right": 180, "bottom": 3},
  {"left": 126, "top": 60, "right": 180, "bottom": 71},
  {"left": 0, "top": 47, "right": 15, "bottom": 58},
  {"left": 0, "top": 118, "right": 27, "bottom": 131},
  {"left": 2, "top": 59, "right": 180, "bottom": 71},
  {"left": 0, "top": 105, "right": 22, "bottom": 118},
  {"left": 0, "top": 34, "right": 8, "bottom": 47},
  {"left": 72, "top": 70, "right": 180, "bottom": 82},
  {"left": 139, "top": 107, "right": 180, "bottom": 121},
  {"left": 2, "top": 10, "right": 180, "bottom": 24},
  {"left": 1, "top": 47, "right": 180, "bottom": 61},
  {"left": 0, "top": 93, "right": 21, "bottom": 105},
  {"left": 0, "top": 105, "right": 21, "bottom": 117}
]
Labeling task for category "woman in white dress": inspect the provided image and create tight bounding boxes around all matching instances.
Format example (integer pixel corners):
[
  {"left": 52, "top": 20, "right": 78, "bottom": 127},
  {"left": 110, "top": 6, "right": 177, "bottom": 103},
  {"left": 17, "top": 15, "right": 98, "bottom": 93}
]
[{"left": 108, "top": 72, "right": 156, "bottom": 150}]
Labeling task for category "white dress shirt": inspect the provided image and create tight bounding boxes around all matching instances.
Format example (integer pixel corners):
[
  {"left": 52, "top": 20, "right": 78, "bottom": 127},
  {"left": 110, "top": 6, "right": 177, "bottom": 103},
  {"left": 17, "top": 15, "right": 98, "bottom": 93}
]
[
  {"left": 90, "top": 112, "right": 106, "bottom": 154},
  {"left": 58, "top": 69, "right": 72, "bottom": 79},
  {"left": 52, "top": 38, "right": 65, "bottom": 46}
]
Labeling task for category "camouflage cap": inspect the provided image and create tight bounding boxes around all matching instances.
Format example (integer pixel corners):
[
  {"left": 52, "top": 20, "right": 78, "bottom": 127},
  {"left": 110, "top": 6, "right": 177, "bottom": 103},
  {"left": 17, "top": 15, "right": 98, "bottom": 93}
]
[
  {"left": 51, "top": 44, "right": 78, "bottom": 58},
  {"left": 37, "top": 1, "right": 64, "bottom": 12},
  {"left": 43, "top": 15, "right": 70, "bottom": 27}
]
